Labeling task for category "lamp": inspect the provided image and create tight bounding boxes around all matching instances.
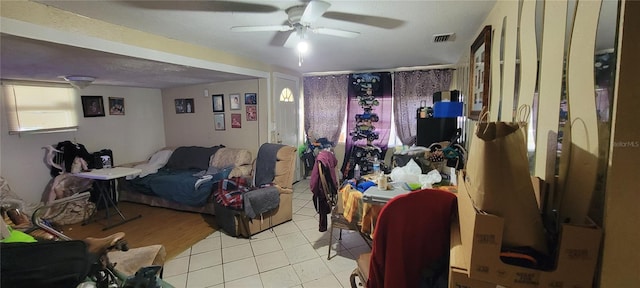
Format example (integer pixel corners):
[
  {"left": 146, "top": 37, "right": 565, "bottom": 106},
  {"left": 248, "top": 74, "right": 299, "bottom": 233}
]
[
  {"left": 297, "top": 40, "right": 309, "bottom": 67},
  {"left": 295, "top": 26, "right": 310, "bottom": 67},
  {"left": 63, "top": 75, "right": 96, "bottom": 89}
]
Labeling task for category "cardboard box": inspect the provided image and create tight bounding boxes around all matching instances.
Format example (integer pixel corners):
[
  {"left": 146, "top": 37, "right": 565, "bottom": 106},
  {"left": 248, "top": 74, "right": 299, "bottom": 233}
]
[
  {"left": 450, "top": 217, "right": 500, "bottom": 288},
  {"left": 433, "top": 90, "right": 461, "bottom": 103},
  {"left": 530, "top": 176, "right": 544, "bottom": 210},
  {"left": 450, "top": 268, "right": 501, "bottom": 288},
  {"left": 457, "top": 173, "right": 602, "bottom": 288}
]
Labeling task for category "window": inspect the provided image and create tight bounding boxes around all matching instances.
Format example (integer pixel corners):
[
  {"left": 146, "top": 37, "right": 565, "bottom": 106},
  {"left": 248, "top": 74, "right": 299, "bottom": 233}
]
[
  {"left": 2, "top": 83, "right": 78, "bottom": 134},
  {"left": 280, "top": 87, "right": 294, "bottom": 102},
  {"left": 338, "top": 96, "right": 403, "bottom": 148}
]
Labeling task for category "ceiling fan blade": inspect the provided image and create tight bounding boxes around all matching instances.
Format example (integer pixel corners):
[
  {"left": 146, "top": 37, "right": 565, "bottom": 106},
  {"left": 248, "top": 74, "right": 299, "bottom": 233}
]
[
  {"left": 300, "top": 0, "right": 331, "bottom": 24},
  {"left": 122, "top": 1, "right": 279, "bottom": 13},
  {"left": 323, "top": 11, "right": 406, "bottom": 29},
  {"left": 312, "top": 27, "right": 360, "bottom": 38},
  {"left": 231, "top": 25, "right": 293, "bottom": 32},
  {"left": 283, "top": 32, "right": 302, "bottom": 49},
  {"left": 270, "top": 30, "right": 296, "bottom": 47}
]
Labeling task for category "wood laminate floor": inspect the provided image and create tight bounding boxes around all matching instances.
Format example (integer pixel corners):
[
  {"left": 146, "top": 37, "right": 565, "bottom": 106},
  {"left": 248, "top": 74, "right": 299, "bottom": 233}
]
[{"left": 58, "top": 201, "right": 217, "bottom": 260}]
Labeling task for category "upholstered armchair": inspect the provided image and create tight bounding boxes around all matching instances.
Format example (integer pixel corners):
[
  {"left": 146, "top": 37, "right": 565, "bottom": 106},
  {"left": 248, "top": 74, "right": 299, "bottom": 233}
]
[{"left": 214, "top": 143, "right": 297, "bottom": 238}]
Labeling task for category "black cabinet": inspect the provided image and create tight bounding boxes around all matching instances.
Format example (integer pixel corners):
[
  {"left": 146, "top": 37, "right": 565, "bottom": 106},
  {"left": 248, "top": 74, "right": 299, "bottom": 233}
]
[{"left": 416, "top": 117, "right": 458, "bottom": 147}]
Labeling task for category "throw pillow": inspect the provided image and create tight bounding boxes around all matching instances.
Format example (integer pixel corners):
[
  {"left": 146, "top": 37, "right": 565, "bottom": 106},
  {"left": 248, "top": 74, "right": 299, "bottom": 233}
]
[{"left": 165, "top": 146, "right": 224, "bottom": 170}]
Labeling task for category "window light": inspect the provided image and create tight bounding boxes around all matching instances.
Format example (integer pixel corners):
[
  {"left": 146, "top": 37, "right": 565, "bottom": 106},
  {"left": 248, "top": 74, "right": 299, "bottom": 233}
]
[
  {"left": 279, "top": 88, "right": 294, "bottom": 102},
  {"left": 2, "top": 83, "right": 78, "bottom": 134}
]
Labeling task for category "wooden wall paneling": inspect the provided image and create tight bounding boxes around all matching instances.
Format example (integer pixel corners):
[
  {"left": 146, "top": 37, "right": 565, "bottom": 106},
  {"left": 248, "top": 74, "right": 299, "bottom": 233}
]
[
  {"left": 533, "top": 0, "right": 568, "bottom": 181},
  {"left": 517, "top": 0, "right": 539, "bottom": 114},
  {"left": 485, "top": 1, "right": 519, "bottom": 122},
  {"left": 499, "top": 3, "right": 519, "bottom": 122},
  {"left": 489, "top": 20, "right": 502, "bottom": 121},
  {"left": 600, "top": 0, "right": 640, "bottom": 285},
  {"left": 497, "top": 17, "right": 507, "bottom": 121}
]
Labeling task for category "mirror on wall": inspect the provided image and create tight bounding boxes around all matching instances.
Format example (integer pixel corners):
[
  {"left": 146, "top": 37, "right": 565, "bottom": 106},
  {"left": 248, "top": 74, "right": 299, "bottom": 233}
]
[
  {"left": 513, "top": 0, "right": 523, "bottom": 118},
  {"left": 551, "top": 0, "right": 619, "bottom": 226},
  {"left": 498, "top": 16, "right": 507, "bottom": 121},
  {"left": 555, "top": 0, "right": 579, "bottom": 176},
  {"left": 527, "top": 0, "right": 544, "bottom": 173},
  {"left": 589, "top": 0, "right": 619, "bottom": 226}
]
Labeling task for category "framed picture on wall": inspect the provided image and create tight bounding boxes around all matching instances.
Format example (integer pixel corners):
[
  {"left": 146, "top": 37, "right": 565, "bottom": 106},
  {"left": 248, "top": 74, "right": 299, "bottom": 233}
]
[
  {"left": 212, "top": 94, "right": 224, "bottom": 112},
  {"left": 244, "top": 93, "right": 257, "bottom": 105},
  {"left": 214, "top": 113, "right": 225, "bottom": 130},
  {"left": 108, "top": 97, "right": 125, "bottom": 115},
  {"left": 230, "top": 93, "right": 241, "bottom": 110},
  {"left": 231, "top": 113, "right": 241, "bottom": 128},
  {"left": 469, "top": 25, "right": 492, "bottom": 120},
  {"left": 81, "top": 95, "right": 105, "bottom": 117},
  {"left": 175, "top": 98, "right": 194, "bottom": 113},
  {"left": 246, "top": 105, "right": 257, "bottom": 121}
]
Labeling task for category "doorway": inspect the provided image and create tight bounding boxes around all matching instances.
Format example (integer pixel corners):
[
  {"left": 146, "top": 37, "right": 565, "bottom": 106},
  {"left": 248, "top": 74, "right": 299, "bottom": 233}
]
[{"left": 273, "top": 73, "right": 301, "bottom": 180}]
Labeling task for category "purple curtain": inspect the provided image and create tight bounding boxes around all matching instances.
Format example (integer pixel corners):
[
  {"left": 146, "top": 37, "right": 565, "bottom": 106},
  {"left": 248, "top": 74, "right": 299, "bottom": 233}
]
[
  {"left": 303, "top": 75, "right": 349, "bottom": 144},
  {"left": 393, "top": 69, "right": 453, "bottom": 145},
  {"left": 342, "top": 72, "right": 392, "bottom": 172}
]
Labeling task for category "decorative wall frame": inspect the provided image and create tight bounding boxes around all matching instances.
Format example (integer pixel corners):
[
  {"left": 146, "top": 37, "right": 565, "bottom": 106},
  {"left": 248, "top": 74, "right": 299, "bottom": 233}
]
[
  {"left": 214, "top": 113, "right": 225, "bottom": 130},
  {"left": 469, "top": 25, "right": 492, "bottom": 120},
  {"left": 108, "top": 97, "right": 125, "bottom": 115},
  {"left": 230, "top": 93, "right": 241, "bottom": 110},
  {"left": 246, "top": 105, "right": 257, "bottom": 121},
  {"left": 244, "top": 93, "right": 257, "bottom": 105},
  {"left": 212, "top": 94, "right": 224, "bottom": 112},
  {"left": 81, "top": 95, "right": 105, "bottom": 117},
  {"left": 231, "top": 113, "right": 242, "bottom": 128},
  {"left": 175, "top": 98, "right": 194, "bottom": 114}
]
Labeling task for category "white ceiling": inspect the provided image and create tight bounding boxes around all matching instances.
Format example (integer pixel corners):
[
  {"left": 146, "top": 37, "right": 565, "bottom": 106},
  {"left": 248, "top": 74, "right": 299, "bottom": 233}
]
[{"left": 0, "top": 0, "right": 498, "bottom": 88}]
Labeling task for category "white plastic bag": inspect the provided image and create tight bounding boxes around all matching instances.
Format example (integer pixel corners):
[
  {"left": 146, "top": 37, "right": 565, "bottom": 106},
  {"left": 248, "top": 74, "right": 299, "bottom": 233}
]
[
  {"left": 418, "top": 169, "right": 442, "bottom": 189},
  {"left": 389, "top": 158, "right": 422, "bottom": 183},
  {"left": 389, "top": 159, "right": 442, "bottom": 188}
]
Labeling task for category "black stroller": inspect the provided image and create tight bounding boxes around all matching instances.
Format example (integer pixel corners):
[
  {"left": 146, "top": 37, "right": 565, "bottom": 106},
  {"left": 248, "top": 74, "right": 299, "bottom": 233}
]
[{"left": 1, "top": 194, "right": 167, "bottom": 288}]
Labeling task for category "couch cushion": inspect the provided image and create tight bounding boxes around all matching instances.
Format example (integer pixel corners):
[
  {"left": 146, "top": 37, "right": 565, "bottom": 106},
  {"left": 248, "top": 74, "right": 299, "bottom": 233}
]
[
  {"left": 273, "top": 145, "right": 297, "bottom": 190},
  {"left": 165, "top": 146, "right": 223, "bottom": 170},
  {"left": 209, "top": 148, "right": 252, "bottom": 169}
]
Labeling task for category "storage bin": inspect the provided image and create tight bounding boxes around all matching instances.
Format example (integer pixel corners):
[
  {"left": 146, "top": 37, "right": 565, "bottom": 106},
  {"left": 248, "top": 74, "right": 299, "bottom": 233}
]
[{"left": 433, "top": 102, "right": 463, "bottom": 118}]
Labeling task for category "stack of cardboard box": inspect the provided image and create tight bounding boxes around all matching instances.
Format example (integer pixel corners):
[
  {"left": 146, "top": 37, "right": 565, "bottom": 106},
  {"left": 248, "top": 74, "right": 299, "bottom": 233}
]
[{"left": 450, "top": 173, "right": 602, "bottom": 288}]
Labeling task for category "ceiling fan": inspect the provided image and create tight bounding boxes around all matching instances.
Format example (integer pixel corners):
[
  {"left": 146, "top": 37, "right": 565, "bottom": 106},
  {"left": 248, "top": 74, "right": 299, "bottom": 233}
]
[
  {"left": 126, "top": 0, "right": 404, "bottom": 46},
  {"left": 230, "top": 0, "right": 361, "bottom": 48}
]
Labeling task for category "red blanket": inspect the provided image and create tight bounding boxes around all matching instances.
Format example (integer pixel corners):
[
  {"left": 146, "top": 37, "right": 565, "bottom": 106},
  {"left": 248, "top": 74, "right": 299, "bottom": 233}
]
[{"left": 212, "top": 177, "right": 249, "bottom": 210}]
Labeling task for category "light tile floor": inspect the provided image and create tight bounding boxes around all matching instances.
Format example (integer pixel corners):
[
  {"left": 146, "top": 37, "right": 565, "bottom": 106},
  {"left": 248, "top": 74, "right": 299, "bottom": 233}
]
[{"left": 163, "top": 179, "right": 369, "bottom": 288}]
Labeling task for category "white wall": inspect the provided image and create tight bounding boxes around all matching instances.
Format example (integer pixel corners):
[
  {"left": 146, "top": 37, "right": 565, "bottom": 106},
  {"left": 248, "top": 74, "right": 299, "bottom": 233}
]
[
  {"left": 162, "top": 79, "right": 267, "bottom": 157},
  {"left": 0, "top": 85, "right": 165, "bottom": 204}
]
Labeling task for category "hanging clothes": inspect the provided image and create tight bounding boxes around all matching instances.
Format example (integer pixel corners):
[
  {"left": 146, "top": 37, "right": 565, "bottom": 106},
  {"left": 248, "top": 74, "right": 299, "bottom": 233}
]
[
  {"left": 309, "top": 150, "right": 337, "bottom": 232},
  {"left": 49, "top": 141, "right": 93, "bottom": 177}
]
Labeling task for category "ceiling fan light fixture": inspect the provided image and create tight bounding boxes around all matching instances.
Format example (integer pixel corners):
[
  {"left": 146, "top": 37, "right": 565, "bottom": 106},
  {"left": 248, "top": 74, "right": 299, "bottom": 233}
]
[
  {"left": 63, "top": 75, "right": 96, "bottom": 89},
  {"left": 296, "top": 35, "right": 310, "bottom": 66},
  {"left": 297, "top": 40, "right": 309, "bottom": 54}
]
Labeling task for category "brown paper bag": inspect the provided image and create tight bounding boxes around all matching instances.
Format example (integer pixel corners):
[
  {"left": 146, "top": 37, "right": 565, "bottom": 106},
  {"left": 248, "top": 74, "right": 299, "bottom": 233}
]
[{"left": 465, "top": 120, "right": 548, "bottom": 254}]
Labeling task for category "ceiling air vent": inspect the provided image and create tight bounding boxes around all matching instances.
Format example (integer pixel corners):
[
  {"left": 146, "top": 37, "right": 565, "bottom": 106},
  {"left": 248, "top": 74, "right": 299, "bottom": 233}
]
[{"left": 433, "top": 33, "right": 455, "bottom": 43}]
